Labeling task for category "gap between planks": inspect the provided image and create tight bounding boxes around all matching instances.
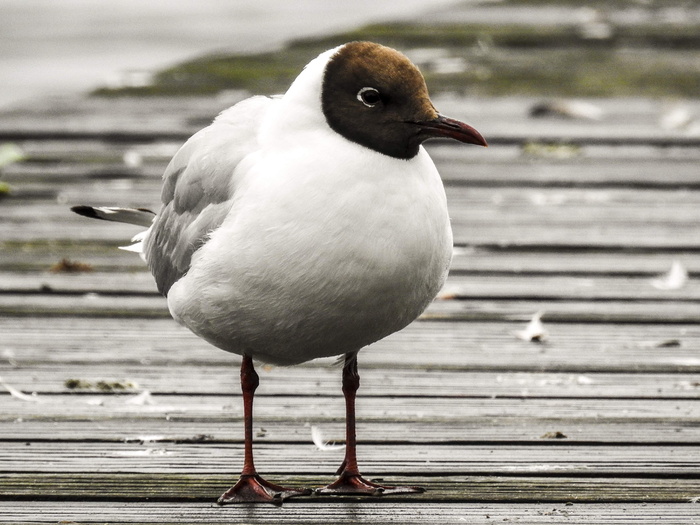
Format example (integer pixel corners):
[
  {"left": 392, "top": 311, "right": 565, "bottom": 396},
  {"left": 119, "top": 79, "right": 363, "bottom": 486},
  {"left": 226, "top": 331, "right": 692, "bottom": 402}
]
[{"left": 2, "top": 474, "right": 699, "bottom": 503}]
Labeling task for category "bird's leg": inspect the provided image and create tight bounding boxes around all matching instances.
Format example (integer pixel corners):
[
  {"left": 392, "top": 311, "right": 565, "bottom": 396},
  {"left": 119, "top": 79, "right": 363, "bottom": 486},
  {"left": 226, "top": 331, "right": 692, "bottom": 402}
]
[
  {"left": 218, "top": 354, "right": 311, "bottom": 505},
  {"left": 315, "top": 352, "right": 425, "bottom": 496}
]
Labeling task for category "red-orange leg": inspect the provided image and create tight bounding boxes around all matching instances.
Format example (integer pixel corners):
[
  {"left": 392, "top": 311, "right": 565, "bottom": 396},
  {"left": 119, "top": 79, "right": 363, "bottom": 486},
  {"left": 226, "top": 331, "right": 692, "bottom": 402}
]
[
  {"left": 217, "top": 355, "right": 310, "bottom": 505},
  {"left": 315, "top": 352, "right": 425, "bottom": 496}
]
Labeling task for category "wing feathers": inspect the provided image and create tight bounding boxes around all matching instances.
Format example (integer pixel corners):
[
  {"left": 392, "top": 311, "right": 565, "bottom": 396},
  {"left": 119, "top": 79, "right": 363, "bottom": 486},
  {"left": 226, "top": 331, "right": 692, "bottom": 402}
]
[
  {"left": 144, "top": 96, "right": 274, "bottom": 295},
  {"left": 71, "top": 205, "right": 155, "bottom": 227},
  {"left": 70, "top": 96, "right": 275, "bottom": 296}
]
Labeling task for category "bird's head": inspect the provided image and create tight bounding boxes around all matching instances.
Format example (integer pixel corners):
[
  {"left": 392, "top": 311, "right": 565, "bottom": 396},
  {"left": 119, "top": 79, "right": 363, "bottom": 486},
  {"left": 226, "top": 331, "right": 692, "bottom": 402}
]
[{"left": 320, "top": 41, "right": 487, "bottom": 160}]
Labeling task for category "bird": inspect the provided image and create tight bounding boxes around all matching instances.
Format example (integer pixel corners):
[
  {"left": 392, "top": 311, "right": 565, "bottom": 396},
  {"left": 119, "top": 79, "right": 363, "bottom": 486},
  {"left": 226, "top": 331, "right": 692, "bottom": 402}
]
[{"left": 72, "top": 41, "right": 487, "bottom": 505}]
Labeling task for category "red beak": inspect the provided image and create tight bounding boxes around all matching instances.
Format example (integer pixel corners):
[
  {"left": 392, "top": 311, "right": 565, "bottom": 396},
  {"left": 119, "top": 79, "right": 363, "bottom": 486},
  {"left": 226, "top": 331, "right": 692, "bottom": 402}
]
[{"left": 414, "top": 114, "right": 488, "bottom": 147}]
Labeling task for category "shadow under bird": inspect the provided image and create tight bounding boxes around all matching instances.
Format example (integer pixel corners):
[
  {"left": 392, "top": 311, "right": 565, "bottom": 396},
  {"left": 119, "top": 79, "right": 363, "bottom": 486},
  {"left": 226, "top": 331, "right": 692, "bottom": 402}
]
[{"left": 72, "top": 41, "right": 487, "bottom": 505}]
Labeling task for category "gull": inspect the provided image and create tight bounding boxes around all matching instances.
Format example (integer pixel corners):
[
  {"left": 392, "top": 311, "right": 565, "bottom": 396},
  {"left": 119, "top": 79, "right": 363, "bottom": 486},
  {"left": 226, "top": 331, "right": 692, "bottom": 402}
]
[{"left": 72, "top": 41, "right": 487, "bottom": 504}]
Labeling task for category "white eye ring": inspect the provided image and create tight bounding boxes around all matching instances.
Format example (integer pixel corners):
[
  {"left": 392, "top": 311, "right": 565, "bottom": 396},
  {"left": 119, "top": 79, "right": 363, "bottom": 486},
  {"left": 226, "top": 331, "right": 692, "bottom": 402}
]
[{"left": 357, "top": 87, "right": 381, "bottom": 107}]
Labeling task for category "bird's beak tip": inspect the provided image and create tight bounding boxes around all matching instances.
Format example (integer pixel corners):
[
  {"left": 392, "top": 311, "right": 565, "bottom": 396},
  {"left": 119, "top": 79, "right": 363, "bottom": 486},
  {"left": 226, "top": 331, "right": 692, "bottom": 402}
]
[{"left": 415, "top": 114, "right": 488, "bottom": 147}]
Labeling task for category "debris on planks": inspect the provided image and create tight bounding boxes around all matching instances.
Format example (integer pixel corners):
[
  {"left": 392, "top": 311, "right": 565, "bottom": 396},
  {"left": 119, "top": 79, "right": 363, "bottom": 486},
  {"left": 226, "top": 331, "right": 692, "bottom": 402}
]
[
  {"left": 651, "top": 260, "right": 688, "bottom": 291},
  {"left": 514, "top": 311, "right": 550, "bottom": 343},
  {"left": 50, "top": 258, "right": 93, "bottom": 273}
]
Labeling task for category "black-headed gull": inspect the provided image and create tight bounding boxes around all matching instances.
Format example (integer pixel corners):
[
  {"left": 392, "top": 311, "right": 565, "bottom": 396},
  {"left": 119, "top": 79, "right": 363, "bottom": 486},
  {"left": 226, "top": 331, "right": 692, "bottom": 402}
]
[{"left": 72, "top": 41, "right": 487, "bottom": 504}]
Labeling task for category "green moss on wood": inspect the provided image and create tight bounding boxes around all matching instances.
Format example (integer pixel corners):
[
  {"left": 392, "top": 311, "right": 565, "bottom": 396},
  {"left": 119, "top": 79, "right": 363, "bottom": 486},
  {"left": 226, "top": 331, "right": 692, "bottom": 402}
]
[{"left": 92, "top": 21, "right": 700, "bottom": 99}]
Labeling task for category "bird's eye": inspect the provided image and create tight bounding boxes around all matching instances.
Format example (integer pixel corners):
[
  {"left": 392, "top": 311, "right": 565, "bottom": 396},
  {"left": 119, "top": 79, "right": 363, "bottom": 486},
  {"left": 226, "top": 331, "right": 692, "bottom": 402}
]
[{"left": 357, "top": 87, "right": 381, "bottom": 107}]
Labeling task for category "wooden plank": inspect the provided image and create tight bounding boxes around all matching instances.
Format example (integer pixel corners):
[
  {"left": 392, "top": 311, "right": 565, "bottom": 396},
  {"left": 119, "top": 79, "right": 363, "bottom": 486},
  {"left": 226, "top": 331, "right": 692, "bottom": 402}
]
[
  {"left": 5, "top": 131, "right": 696, "bottom": 164},
  {"left": 449, "top": 249, "right": 700, "bottom": 275},
  {"left": 4, "top": 272, "right": 698, "bottom": 301},
  {"left": 11, "top": 122, "right": 698, "bottom": 147},
  {"left": 13, "top": 141, "right": 180, "bottom": 165},
  {"left": 438, "top": 108, "right": 700, "bottom": 149},
  {"left": 5, "top": 176, "right": 700, "bottom": 248},
  {"left": 3, "top": 223, "right": 696, "bottom": 251},
  {"left": 442, "top": 275, "right": 700, "bottom": 300},
  {"left": 1, "top": 243, "right": 698, "bottom": 275},
  {"left": 425, "top": 298, "right": 700, "bottom": 324},
  {"left": 8, "top": 199, "right": 699, "bottom": 235},
  {"left": 2, "top": 292, "right": 698, "bottom": 323},
  {"left": 6, "top": 146, "right": 700, "bottom": 188},
  {"left": 8, "top": 184, "right": 700, "bottom": 223},
  {"left": 0, "top": 293, "right": 169, "bottom": 317},
  {"left": 4, "top": 419, "right": 698, "bottom": 444},
  {"left": 1, "top": 441, "right": 698, "bottom": 475},
  {"left": 2, "top": 161, "right": 162, "bottom": 183},
  {"left": 1, "top": 93, "right": 697, "bottom": 524},
  {"left": 2, "top": 95, "right": 700, "bottom": 146},
  {"left": 0, "top": 94, "right": 232, "bottom": 137},
  {"left": 1, "top": 394, "right": 696, "bottom": 423},
  {"left": 1, "top": 96, "right": 697, "bottom": 131},
  {"left": 2, "top": 318, "right": 697, "bottom": 372},
  {"left": 7, "top": 214, "right": 697, "bottom": 248},
  {"left": 4, "top": 365, "right": 699, "bottom": 399},
  {"left": 448, "top": 225, "right": 700, "bottom": 250},
  {"left": 433, "top": 153, "right": 700, "bottom": 188},
  {"left": 0, "top": 271, "right": 157, "bottom": 294},
  {"left": 1, "top": 501, "right": 698, "bottom": 525},
  {"left": 2, "top": 474, "right": 699, "bottom": 503},
  {"left": 447, "top": 189, "right": 700, "bottom": 226},
  {"left": 6, "top": 212, "right": 699, "bottom": 252},
  {"left": 0, "top": 239, "right": 145, "bottom": 272},
  {"left": 8, "top": 144, "right": 700, "bottom": 176}
]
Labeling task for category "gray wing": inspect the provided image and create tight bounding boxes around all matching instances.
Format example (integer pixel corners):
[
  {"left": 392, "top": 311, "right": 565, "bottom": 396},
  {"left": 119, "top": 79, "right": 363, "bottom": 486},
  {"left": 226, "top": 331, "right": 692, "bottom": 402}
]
[{"left": 144, "top": 96, "right": 273, "bottom": 295}]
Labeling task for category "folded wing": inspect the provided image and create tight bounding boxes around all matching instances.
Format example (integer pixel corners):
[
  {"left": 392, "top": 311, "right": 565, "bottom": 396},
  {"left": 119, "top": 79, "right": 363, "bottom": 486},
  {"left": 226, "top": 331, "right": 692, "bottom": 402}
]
[{"left": 144, "top": 96, "right": 273, "bottom": 295}]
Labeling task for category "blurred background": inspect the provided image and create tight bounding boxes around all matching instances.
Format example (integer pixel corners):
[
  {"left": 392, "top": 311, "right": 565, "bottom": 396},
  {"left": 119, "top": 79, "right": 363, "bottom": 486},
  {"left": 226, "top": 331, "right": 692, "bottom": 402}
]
[
  {"left": 2, "top": 0, "right": 699, "bottom": 108},
  {"left": 0, "top": 0, "right": 459, "bottom": 108}
]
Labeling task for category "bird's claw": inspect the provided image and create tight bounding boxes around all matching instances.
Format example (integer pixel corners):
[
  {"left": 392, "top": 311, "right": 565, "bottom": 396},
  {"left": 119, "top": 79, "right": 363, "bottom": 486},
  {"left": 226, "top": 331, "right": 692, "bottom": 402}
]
[
  {"left": 315, "top": 471, "right": 425, "bottom": 496},
  {"left": 217, "top": 474, "right": 311, "bottom": 505}
]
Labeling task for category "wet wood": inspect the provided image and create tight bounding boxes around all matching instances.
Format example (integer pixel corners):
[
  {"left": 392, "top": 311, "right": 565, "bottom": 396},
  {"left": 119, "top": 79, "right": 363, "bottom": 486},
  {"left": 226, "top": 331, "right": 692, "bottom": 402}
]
[
  {"left": 4, "top": 419, "right": 699, "bottom": 444},
  {"left": 3, "top": 474, "right": 700, "bottom": 503},
  {"left": 3, "top": 501, "right": 700, "bottom": 525},
  {"left": 4, "top": 441, "right": 699, "bottom": 475},
  {"left": 2, "top": 395, "right": 698, "bottom": 424},
  {"left": 2, "top": 319, "right": 699, "bottom": 378},
  {"left": 4, "top": 364, "right": 699, "bottom": 398},
  {"left": 0, "top": 96, "right": 698, "bottom": 524},
  {"left": 2, "top": 317, "right": 698, "bottom": 371},
  {"left": 4, "top": 272, "right": 700, "bottom": 301},
  {"left": 0, "top": 244, "right": 698, "bottom": 275},
  {"left": 5, "top": 184, "right": 700, "bottom": 248}
]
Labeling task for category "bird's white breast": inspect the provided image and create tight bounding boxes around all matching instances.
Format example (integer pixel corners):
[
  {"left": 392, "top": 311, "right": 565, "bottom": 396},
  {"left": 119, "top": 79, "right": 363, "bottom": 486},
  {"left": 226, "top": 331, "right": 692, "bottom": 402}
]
[{"left": 167, "top": 134, "right": 451, "bottom": 365}]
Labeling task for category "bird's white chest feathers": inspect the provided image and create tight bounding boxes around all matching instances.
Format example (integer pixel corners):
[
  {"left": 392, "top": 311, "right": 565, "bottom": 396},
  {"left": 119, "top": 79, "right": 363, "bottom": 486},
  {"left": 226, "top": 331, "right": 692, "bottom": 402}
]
[{"left": 167, "top": 130, "right": 452, "bottom": 365}]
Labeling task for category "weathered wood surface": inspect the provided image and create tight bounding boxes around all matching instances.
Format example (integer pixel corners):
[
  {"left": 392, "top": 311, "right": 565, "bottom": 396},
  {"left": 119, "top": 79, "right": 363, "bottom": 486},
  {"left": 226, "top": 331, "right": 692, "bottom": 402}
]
[
  {"left": 2, "top": 318, "right": 699, "bottom": 372},
  {"left": 0, "top": 96, "right": 699, "bottom": 525},
  {"left": 3, "top": 501, "right": 700, "bottom": 525},
  {"left": 3, "top": 474, "right": 700, "bottom": 503}
]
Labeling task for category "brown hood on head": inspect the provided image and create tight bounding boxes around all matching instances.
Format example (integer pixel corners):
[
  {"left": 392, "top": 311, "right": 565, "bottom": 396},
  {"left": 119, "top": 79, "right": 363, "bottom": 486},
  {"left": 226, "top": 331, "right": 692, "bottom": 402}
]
[{"left": 321, "top": 42, "right": 486, "bottom": 159}]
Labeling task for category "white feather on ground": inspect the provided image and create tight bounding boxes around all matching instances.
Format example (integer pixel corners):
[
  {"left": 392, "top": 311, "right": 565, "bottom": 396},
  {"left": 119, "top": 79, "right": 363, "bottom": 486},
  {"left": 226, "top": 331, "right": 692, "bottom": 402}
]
[
  {"left": 311, "top": 426, "right": 345, "bottom": 451},
  {"left": 651, "top": 260, "right": 688, "bottom": 291},
  {"left": 513, "top": 312, "right": 549, "bottom": 342}
]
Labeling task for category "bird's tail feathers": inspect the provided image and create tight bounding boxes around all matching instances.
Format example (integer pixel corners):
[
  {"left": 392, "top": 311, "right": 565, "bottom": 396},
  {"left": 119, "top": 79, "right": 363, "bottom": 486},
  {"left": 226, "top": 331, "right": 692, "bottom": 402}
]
[
  {"left": 119, "top": 229, "right": 149, "bottom": 260},
  {"left": 71, "top": 205, "right": 155, "bottom": 227},
  {"left": 71, "top": 205, "right": 154, "bottom": 260}
]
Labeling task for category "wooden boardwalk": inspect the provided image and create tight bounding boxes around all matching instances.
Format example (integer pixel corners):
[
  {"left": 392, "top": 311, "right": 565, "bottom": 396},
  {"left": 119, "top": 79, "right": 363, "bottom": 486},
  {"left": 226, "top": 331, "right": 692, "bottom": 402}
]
[{"left": 0, "top": 96, "right": 699, "bottom": 524}]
